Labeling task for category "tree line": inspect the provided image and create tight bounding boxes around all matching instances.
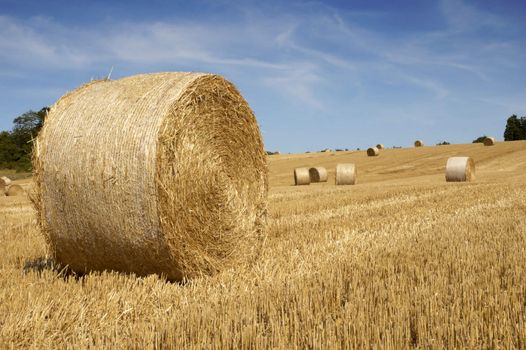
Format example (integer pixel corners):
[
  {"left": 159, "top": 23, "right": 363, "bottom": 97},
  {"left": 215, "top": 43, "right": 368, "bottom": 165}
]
[
  {"left": 0, "top": 107, "right": 48, "bottom": 171},
  {"left": 1, "top": 111, "right": 525, "bottom": 172}
]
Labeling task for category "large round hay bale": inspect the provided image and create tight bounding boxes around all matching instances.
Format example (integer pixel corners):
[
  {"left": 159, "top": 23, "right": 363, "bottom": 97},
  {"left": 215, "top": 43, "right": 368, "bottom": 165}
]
[
  {"left": 483, "top": 137, "right": 496, "bottom": 146},
  {"left": 414, "top": 140, "right": 424, "bottom": 147},
  {"left": 294, "top": 168, "right": 310, "bottom": 185},
  {"left": 32, "top": 72, "right": 268, "bottom": 281},
  {"left": 335, "top": 163, "right": 357, "bottom": 185},
  {"left": 367, "top": 147, "right": 379, "bottom": 157},
  {"left": 376, "top": 144, "right": 384, "bottom": 150},
  {"left": 445, "top": 157, "right": 475, "bottom": 182},
  {"left": 1, "top": 176, "right": 12, "bottom": 187},
  {"left": 308, "top": 167, "right": 328, "bottom": 183},
  {"left": 0, "top": 183, "right": 5, "bottom": 196},
  {"left": 6, "top": 184, "right": 25, "bottom": 196}
]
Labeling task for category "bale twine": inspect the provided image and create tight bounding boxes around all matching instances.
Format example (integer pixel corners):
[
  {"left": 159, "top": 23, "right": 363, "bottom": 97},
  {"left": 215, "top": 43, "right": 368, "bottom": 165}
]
[
  {"left": 367, "top": 147, "right": 379, "bottom": 157},
  {"left": 1, "top": 176, "right": 12, "bottom": 187},
  {"left": 414, "top": 140, "right": 424, "bottom": 147},
  {"left": 335, "top": 163, "right": 357, "bottom": 185},
  {"left": 376, "top": 144, "right": 384, "bottom": 150},
  {"left": 32, "top": 72, "right": 268, "bottom": 281},
  {"left": 308, "top": 167, "right": 328, "bottom": 183},
  {"left": 445, "top": 157, "right": 475, "bottom": 182},
  {"left": 6, "top": 184, "right": 25, "bottom": 196},
  {"left": 294, "top": 168, "right": 310, "bottom": 185},
  {"left": 483, "top": 137, "right": 496, "bottom": 146}
]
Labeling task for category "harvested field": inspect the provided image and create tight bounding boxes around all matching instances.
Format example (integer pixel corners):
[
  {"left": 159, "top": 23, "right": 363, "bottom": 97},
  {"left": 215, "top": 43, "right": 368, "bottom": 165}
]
[{"left": 1, "top": 141, "right": 526, "bottom": 348}]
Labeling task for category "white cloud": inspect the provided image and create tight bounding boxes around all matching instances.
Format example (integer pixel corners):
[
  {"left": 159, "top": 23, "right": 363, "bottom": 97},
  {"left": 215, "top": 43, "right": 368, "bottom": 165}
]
[{"left": 0, "top": 0, "right": 524, "bottom": 124}]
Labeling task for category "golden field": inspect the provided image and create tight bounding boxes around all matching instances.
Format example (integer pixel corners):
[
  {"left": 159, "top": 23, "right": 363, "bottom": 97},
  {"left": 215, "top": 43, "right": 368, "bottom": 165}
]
[{"left": 1, "top": 141, "right": 526, "bottom": 349}]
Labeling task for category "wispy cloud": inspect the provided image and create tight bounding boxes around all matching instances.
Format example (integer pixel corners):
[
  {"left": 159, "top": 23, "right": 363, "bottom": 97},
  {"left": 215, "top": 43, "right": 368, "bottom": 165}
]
[{"left": 1, "top": 0, "right": 525, "bottom": 149}]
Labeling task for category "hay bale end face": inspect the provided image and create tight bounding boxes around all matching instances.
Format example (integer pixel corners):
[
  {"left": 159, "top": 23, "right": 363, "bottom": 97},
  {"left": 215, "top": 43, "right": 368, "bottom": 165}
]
[
  {"left": 414, "top": 140, "right": 424, "bottom": 147},
  {"left": 376, "top": 144, "right": 384, "bottom": 150},
  {"left": 445, "top": 157, "right": 475, "bottom": 182},
  {"left": 335, "top": 163, "right": 357, "bottom": 185},
  {"left": 483, "top": 137, "right": 496, "bottom": 146},
  {"left": 294, "top": 168, "right": 310, "bottom": 185},
  {"left": 0, "top": 176, "right": 12, "bottom": 187},
  {"left": 367, "top": 147, "right": 379, "bottom": 157},
  {"left": 6, "top": 184, "right": 25, "bottom": 196},
  {"left": 33, "top": 72, "right": 268, "bottom": 281},
  {"left": 308, "top": 167, "right": 328, "bottom": 183}
]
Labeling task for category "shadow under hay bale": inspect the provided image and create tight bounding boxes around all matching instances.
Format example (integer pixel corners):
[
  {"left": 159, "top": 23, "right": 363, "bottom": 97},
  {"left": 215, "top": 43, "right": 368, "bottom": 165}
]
[
  {"left": 294, "top": 168, "right": 310, "bottom": 185},
  {"left": 32, "top": 72, "right": 268, "bottom": 282},
  {"left": 308, "top": 167, "right": 328, "bottom": 183},
  {"left": 335, "top": 163, "right": 357, "bottom": 185},
  {"left": 445, "top": 157, "right": 475, "bottom": 182},
  {"left": 23, "top": 257, "right": 79, "bottom": 279}
]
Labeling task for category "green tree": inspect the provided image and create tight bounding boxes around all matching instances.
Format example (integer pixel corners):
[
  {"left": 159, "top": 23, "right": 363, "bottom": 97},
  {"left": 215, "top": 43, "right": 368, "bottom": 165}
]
[
  {"left": 0, "top": 107, "right": 48, "bottom": 171},
  {"left": 504, "top": 115, "right": 526, "bottom": 141}
]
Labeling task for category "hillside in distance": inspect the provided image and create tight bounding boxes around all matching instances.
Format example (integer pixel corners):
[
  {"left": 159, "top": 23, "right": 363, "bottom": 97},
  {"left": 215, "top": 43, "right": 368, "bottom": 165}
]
[{"left": 268, "top": 140, "right": 526, "bottom": 187}]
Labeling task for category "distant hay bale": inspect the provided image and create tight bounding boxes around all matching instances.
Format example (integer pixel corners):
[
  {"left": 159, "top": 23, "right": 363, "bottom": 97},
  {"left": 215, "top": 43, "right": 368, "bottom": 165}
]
[
  {"left": 308, "top": 167, "right": 328, "bottom": 183},
  {"left": 445, "top": 157, "right": 475, "bottom": 182},
  {"left": 1, "top": 176, "right": 12, "bottom": 187},
  {"left": 335, "top": 163, "right": 357, "bottom": 185},
  {"left": 32, "top": 72, "right": 268, "bottom": 281},
  {"left": 6, "top": 184, "right": 25, "bottom": 196},
  {"left": 483, "top": 137, "right": 496, "bottom": 146},
  {"left": 414, "top": 140, "right": 424, "bottom": 147},
  {"left": 376, "top": 144, "right": 384, "bottom": 150},
  {"left": 367, "top": 147, "right": 379, "bottom": 157},
  {"left": 294, "top": 168, "right": 310, "bottom": 185}
]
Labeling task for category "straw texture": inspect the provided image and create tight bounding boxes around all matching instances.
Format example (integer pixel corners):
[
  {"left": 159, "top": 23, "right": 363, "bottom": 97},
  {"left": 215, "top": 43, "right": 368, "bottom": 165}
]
[
  {"left": 308, "top": 167, "right": 328, "bottom": 183},
  {"left": 0, "top": 176, "right": 11, "bottom": 187},
  {"left": 6, "top": 184, "right": 25, "bottom": 196},
  {"left": 414, "top": 140, "right": 424, "bottom": 147},
  {"left": 335, "top": 163, "right": 357, "bottom": 185},
  {"left": 0, "top": 183, "right": 5, "bottom": 196},
  {"left": 32, "top": 72, "right": 268, "bottom": 281},
  {"left": 483, "top": 137, "right": 496, "bottom": 146},
  {"left": 445, "top": 157, "right": 475, "bottom": 182},
  {"left": 367, "top": 147, "right": 379, "bottom": 157},
  {"left": 376, "top": 144, "right": 384, "bottom": 150},
  {"left": 294, "top": 168, "right": 310, "bottom": 185}
]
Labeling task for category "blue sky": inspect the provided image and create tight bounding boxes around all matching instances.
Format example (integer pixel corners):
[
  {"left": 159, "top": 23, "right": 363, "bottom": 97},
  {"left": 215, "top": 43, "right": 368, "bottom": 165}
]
[{"left": 1, "top": 0, "right": 525, "bottom": 152}]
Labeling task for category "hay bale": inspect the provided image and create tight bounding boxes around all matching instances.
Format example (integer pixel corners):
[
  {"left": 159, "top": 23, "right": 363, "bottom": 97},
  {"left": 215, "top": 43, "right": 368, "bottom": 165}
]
[
  {"left": 294, "top": 168, "right": 310, "bottom": 185},
  {"left": 414, "top": 140, "right": 424, "bottom": 147},
  {"left": 32, "top": 72, "right": 268, "bottom": 281},
  {"left": 1, "top": 176, "right": 12, "bottom": 187},
  {"left": 6, "top": 184, "right": 25, "bottom": 196},
  {"left": 483, "top": 137, "right": 496, "bottom": 146},
  {"left": 376, "top": 144, "right": 384, "bottom": 150},
  {"left": 308, "top": 167, "right": 328, "bottom": 183},
  {"left": 0, "top": 183, "right": 5, "bottom": 196},
  {"left": 367, "top": 147, "right": 379, "bottom": 157},
  {"left": 335, "top": 163, "right": 357, "bottom": 185},
  {"left": 445, "top": 157, "right": 475, "bottom": 182}
]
